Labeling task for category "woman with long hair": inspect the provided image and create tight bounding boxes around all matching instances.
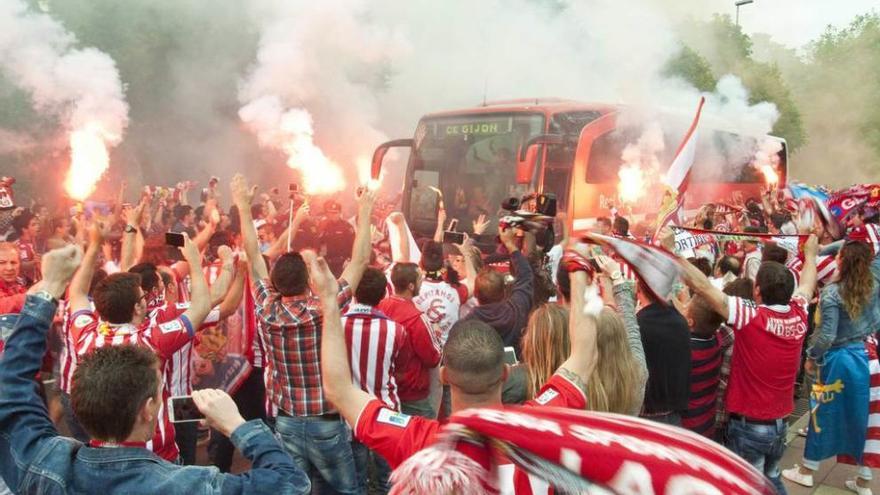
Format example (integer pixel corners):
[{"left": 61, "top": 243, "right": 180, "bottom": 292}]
[
  {"left": 512, "top": 256, "right": 647, "bottom": 415},
  {"left": 783, "top": 239, "right": 880, "bottom": 494}
]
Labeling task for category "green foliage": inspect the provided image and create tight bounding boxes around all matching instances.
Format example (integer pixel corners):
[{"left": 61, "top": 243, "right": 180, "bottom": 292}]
[
  {"left": 662, "top": 45, "right": 717, "bottom": 92},
  {"left": 670, "top": 14, "right": 805, "bottom": 150}
]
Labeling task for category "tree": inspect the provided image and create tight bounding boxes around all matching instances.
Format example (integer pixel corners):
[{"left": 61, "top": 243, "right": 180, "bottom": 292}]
[
  {"left": 671, "top": 14, "right": 805, "bottom": 150},
  {"left": 662, "top": 45, "right": 717, "bottom": 92}
]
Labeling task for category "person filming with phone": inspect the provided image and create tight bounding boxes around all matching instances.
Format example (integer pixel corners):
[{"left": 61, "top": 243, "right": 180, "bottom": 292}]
[{"left": 0, "top": 245, "right": 310, "bottom": 495}]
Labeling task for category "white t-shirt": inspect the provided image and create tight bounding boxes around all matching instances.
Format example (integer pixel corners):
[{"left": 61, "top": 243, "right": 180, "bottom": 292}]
[{"left": 413, "top": 279, "right": 462, "bottom": 345}]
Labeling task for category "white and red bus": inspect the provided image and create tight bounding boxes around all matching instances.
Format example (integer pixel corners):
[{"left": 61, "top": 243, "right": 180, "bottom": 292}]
[{"left": 371, "top": 98, "right": 788, "bottom": 241}]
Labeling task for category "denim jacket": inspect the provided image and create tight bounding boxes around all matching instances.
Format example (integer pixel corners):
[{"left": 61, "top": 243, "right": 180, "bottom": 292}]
[
  {"left": 808, "top": 255, "right": 880, "bottom": 361},
  {"left": 0, "top": 295, "right": 310, "bottom": 495}
]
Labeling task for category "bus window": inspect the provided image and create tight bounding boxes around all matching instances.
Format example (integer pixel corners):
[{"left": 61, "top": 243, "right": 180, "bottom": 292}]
[
  {"left": 406, "top": 113, "right": 545, "bottom": 237},
  {"left": 545, "top": 111, "right": 603, "bottom": 208}
]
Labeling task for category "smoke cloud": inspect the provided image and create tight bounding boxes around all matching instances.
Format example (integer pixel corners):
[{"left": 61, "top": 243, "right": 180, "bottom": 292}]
[
  {"left": 0, "top": 0, "right": 128, "bottom": 199},
  {"left": 4, "top": 0, "right": 871, "bottom": 201}
]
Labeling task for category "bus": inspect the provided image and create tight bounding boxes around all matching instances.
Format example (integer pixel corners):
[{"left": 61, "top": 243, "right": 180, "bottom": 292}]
[{"left": 370, "top": 98, "right": 788, "bottom": 242}]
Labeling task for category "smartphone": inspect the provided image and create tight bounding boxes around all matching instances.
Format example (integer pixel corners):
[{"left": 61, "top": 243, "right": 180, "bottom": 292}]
[
  {"left": 289, "top": 183, "right": 299, "bottom": 194},
  {"left": 165, "top": 232, "right": 185, "bottom": 248},
  {"left": 503, "top": 346, "right": 518, "bottom": 365},
  {"left": 443, "top": 231, "right": 465, "bottom": 244},
  {"left": 447, "top": 218, "right": 459, "bottom": 232},
  {"left": 168, "top": 396, "right": 204, "bottom": 423}
]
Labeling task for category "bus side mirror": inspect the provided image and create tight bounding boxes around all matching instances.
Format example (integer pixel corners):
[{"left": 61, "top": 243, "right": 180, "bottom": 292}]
[
  {"left": 371, "top": 139, "right": 414, "bottom": 180},
  {"left": 516, "top": 134, "right": 564, "bottom": 184}
]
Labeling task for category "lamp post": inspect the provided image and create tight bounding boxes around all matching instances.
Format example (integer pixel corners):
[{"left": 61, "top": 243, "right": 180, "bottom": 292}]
[{"left": 735, "top": 0, "right": 754, "bottom": 27}]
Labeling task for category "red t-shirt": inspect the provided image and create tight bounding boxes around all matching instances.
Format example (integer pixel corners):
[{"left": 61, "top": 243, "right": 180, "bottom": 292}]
[
  {"left": 377, "top": 296, "right": 442, "bottom": 402},
  {"left": 355, "top": 373, "right": 586, "bottom": 468},
  {"left": 725, "top": 294, "right": 809, "bottom": 420}
]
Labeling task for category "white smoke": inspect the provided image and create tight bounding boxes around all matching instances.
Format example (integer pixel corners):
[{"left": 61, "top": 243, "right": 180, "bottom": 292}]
[
  {"left": 0, "top": 0, "right": 128, "bottom": 198},
  {"left": 239, "top": 0, "right": 409, "bottom": 193}
]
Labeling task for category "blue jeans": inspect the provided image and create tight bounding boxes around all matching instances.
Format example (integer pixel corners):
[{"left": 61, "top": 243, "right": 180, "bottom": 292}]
[
  {"left": 351, "top": 439, "right": 390, "bottom": 494},
  {"left": 275, "top": 414, "right": 360, "bottom": 495},
  {"left": 727, "top": 417, "right": 787, "bottom": 495}
]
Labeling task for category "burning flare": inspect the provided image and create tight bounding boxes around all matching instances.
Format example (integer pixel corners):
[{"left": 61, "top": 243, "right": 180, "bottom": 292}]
[
  {"left": 617, "top": 163, "right": 647, "bottom": 204},
  {"left": 240, "top": 96, "right": 347, "bottom": 195},
  {"left": 760, "top": 164, "right": 779, "bottom": 186},
  {"left": 64, "top": 124, "right": 115, "bottom": 201}
]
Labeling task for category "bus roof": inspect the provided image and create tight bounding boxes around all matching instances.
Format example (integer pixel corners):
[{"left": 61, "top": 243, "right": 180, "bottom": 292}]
[
  {"left": 421, "top": 99, "right": 619, "bottom": 119},
  {"left": 419, "top": 98, "right": 786, "bottom": 143}
]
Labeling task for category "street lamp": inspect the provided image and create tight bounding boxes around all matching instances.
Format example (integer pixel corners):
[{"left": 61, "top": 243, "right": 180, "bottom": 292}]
[{"left": 735, "top": 0, "right": 754, "bottom": 27}]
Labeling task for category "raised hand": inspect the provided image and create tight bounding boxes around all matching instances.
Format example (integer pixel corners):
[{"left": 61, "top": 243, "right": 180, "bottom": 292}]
[
  {"left": 191, "top": 389, "right": 245, "bottom": 438},
  {"left": 472, "top": 213, "right": 489, "bottom": 235},
  {"left": 302, "top": 250, "right": 338, "bottom": 299}
]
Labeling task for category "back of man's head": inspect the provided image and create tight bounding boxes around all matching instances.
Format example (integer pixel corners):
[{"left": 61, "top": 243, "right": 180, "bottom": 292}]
[
  {"left": 129, "top": 262, "right": 160, "bottom": 294},
  {"left": 443, "top": 320, "right": 505, "bottom": 395},
  {"left": 717, "top": 256, "right": 741, "bottom": 277},
  {"left": 391, "top": 262, "right": 420, "bottom": 294},
  {"left": 756, "top": 261, "right": 794, "bottom": 305},
  {"left": 723, "top": 277, "right": 754, "bottom": 301},
  {"left": 420, "top": 240, "right": 444, "bottom": 274},
  {"left": 613, "top": 216, "right": 629, "bottom": 236},
  {"left": 93, "top": 272, "right": 142, "bottom": 324},
  {"left": 761, "top": 243, "right": 789, "bottom": 265},
  {"left": 271, "top": 252, "right": 308, "bottom": 297},
  {"left": 687, "top": 257, "right": 712, "bottom": 277},
  {"left": 355, "top": 267, "right": 387, "bottom": 306},
  {"left": 173, "top": 204, "right": 192, "bottom": 222},
  {"left": 71, "top": 345, "right": 160, "bottom": 441},
  {"left": 688, "top": 294, "right": 724, "bottom": 338},
  {"left": 474, "top": 268, "right": 505, "bottom": 305}
]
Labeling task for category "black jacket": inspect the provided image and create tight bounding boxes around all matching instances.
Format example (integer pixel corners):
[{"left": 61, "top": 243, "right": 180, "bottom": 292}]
[
  {"left": 637, "top": 302, "right": 691, "bottom": 414},
  {"left": 464, "top": 251, "right": 533, "bottom": 353}
]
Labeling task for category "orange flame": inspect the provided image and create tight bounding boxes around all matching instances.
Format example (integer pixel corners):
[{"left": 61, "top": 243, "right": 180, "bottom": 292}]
[
  {"left": 617, "top": 163, "right": 647, "bottom": 204},
  {"left": 760, "top": 165, "right": 779, "bottom": 186},
  {"left": 276, "top": 109, "right": 346, "bottom": 195},
  {"left": 64, "top": 124, "right": 113, "bottom": 201}
]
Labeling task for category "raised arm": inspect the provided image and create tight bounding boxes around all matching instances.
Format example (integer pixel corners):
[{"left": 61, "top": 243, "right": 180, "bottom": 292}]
[
  {"left": 120, "top": 201, "right": 146, "bottom": 272},
  {"left": 597, "top": 255, "right": 647, "bottom": 383},
  {"left": 387, "top": 212, "right": 410, "bottom": 263},
  {"left": 208, "top": 245, "right": 236, "bottom": 308},
  {"left": 556, "top": 250, "right": 601, "bottom": 390},
  {"left": 68, "top": 221, "right": 108, "bottom": 315},
  {"left": 179, "top": 235, "right": 213, "bottom": 329},
  {"left": 454, "top": 236, "right": 478, "bottom": 297},
  {"left": 795, "top": 234, "right": 819, "bottom": 300},
  {"left": 340, "top": 188, "right": 377, "bottom": 292},
  {"left": 433, "top": 208, "right": 447, "bottom": 243},
  {"left": 0, "top": 246, "right": 82, "bottom": 492},
  {"left": 231, "top": 174, "right": 269, "bottom": 281},
  {"left": 217, "top": 258, "right": 247, "bottom": 319},
  {"left": 308, "top": 251, "right": 373, "bottom": 427},
  {"left": 265, "top": 203, "right": 310, "bottom": 260}
]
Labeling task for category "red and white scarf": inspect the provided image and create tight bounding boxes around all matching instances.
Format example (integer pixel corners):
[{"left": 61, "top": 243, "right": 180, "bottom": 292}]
[{"left": 390, "top": 406, "right": 776, "bottom": 494}]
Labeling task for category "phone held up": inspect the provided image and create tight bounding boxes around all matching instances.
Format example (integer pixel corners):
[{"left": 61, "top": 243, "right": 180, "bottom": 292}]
[
  {"left": 168, "top": 396, "right": 204, "bottom": 423},
  {"left": 165, "top": 232, "right": 185, "bottom": 248}
]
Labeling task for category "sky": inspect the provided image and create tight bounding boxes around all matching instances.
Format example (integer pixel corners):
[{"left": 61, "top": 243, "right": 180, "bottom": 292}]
[{"left": 692, "top": 0, "right": 878, "bottom": 47}]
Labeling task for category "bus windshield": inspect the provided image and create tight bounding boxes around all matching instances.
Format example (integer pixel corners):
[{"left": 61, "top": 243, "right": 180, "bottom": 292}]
[{"left": 407, "top": 113, "right": 545, "bottom": 235}]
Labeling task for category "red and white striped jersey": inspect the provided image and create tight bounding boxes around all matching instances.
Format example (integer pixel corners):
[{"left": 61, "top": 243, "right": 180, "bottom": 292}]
[
  {"left": 149, "top": 302, "right": 220, "bottom": 396},
  {"left": 342, "top": 304, "right": 407, "bottom": 410},
  {"left": 69, "top": 309, "right": 195, "bottom": 461}
]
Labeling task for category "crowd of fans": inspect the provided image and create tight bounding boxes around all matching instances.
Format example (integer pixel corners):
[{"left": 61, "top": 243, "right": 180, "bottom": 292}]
[{"left": 0, "top": 175, "right": 878, "bottom": 495}]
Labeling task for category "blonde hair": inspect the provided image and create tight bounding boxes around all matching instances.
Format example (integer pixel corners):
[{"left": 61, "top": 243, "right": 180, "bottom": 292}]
[
  {"left": 585, "top": 308, "right": 642, "bottom": 414},
  {"left": 521, "top": 304, "right": 569, "bottom": 400}
]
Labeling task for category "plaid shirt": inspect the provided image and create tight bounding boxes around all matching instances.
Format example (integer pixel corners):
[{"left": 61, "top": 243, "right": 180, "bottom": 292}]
[
  {"left": 714, "top": 323, "right": 736, "bottom": 425},
  {"left": 254, "top": 278, "right": 352, "bottom": 416}
]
